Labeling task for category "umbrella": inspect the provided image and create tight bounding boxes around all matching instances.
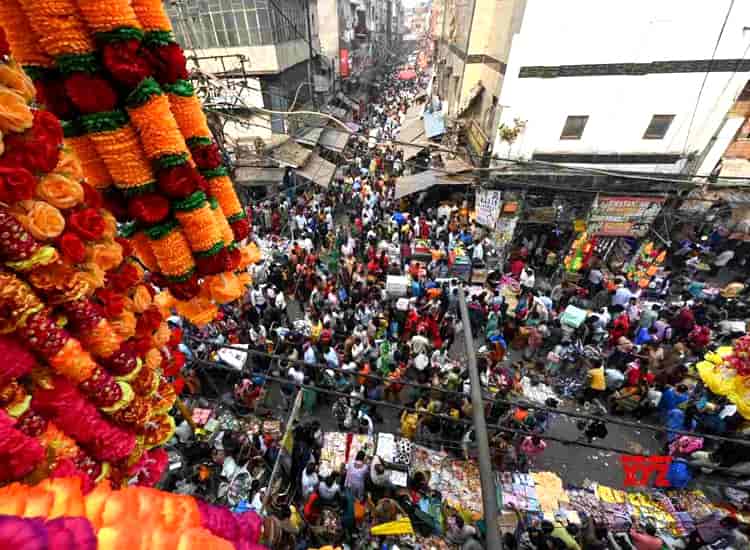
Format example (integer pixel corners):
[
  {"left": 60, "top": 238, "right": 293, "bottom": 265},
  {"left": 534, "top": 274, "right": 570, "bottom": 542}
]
[{"left": 398, "top": 69, "right": 417, "bottom": 81}]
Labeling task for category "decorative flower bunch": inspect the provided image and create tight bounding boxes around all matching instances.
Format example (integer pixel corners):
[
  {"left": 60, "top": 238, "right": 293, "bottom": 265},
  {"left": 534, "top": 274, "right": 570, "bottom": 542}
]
[
  {"left": 0, "top": 477, "right": 266, "bottom": 550},
  {"left": 0, "top": 38, "right": 179, "bottom": 487}
]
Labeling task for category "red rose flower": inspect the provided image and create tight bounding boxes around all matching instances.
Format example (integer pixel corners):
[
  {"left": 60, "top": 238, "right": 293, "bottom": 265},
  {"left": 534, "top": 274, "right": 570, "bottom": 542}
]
[
  {"left": 1, "top": 111, "right": 63, "bottom": 174},
  {"left": 0, "top": 28, "right": 9, "bottom": 58},
  {"left": 64, "top": 72, "right": 119, "bottom": 114},
  {"left": 167, "top": 273, "right": 200, "bottom": 300},
  {"left": 0, "top": 166, "right": 35, "bottom": 203},
  {"left": 144, "top": 42, "right": 188, "bottom": 85},
  {"left": 136, "top": 306, "right": 162, "bottom": 337},
  {"left": 35, "top": 78, "right": 75, "bottom": 120},
  {"left": 33, "top": 110, "right": 64, "bottom": 150},
  {"left": 108, "top": 262, "right": 140, "bottom": 292},
  {"left": 59, "top": 232, "right": 86, "bottom": 263},
  {"left": 157, "top": 163, "right": 200, "bottom": 198},
  {"left": 68, "top": 208, "right": 105, "bottom": 241},
  {"left": 115, "top": 236, "right": 133, "bottom": 257},
  {"left": 80, "top": 182, "right": 103, "bottom": 209},
  {"left": 230, "top": 216, "right": 250, "bottom": 241},
  {"left": 95, "top": 288, "right": 125, "bottom": 318},
  {"left": 102, "top": 40, "right": 152, "bottom": 88},
  {"left": 128, "top": 193, "right": 169, "bottom": 224},
  {"left": 190, "top": 142, "right": 222, "bottom": 170}
]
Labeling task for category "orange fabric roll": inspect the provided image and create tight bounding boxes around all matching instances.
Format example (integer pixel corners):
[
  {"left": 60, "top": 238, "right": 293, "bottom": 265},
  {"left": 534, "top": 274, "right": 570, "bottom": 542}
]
[
  {"left": 167, "top": 93, "right": 212, "bottom": 140},
  {"left": 128, "top": 94, "right": 189, "bottom": 160},
  {"left": 207, "top": 175, "right": 243, "bottom": 219}
]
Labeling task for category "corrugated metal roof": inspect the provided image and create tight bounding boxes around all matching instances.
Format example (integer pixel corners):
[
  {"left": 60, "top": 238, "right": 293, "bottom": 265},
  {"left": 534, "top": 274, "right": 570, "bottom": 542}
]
[
  {"left": 319, "top": 128, "right": 351, "bottom": 153},
  {"left": 296, "top": 153, "right": 336, "bottom": 188},
  {"left": 269, "top": 138, "right": 313, "bottom": 168},
  {"left": 234, "top": 167, "right": 286, "bottom": 187},
  {"left": 294, "top": 126, "right": 324, "bottom": 147}
]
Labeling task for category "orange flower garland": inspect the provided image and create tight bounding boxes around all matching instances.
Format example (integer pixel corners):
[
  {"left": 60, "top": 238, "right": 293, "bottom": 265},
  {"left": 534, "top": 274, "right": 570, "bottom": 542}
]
[
  {"left": 65, "top": 136, "right": 113, "bottom": 190},
  {"left": 146, "top": 225, "right": 196, "bottom": 277},
  {"left": 48, "top": 338, "right": 97, "bottom": 383},
  {"left": 74, "top": 0, "right": 142, "bottom": 33},
  {"left": 131, "top": 0, "right": 174, "bottom": 32},
  {"left": 127, "top": 92, "right": 189, "bottom": 160},
  {"left": 86, "top": 122, "right": 155, "bottom": 191},
  {"left": 166, "top": 91, "right": 212, "bottom": 141},
  {"left": 207, "top": 175, "right": 244, "bottom": 220},
  {"left": 174, "top": 196, "right": 224, "bottom": 254},
  {"left": 0, "top": 0, "right": 54, "bottom": 67},
  {"left": 19, "top": 0, "right": 96, "bottom": 56},
  {"left": 83, "top": 320, "right": 123, "bottom": 358},
  {"left": 211, "top": 197, "right": 235, "bottom": 247},
  {"left": 129, "top": 231, "right": 159, "bottom": 272}
]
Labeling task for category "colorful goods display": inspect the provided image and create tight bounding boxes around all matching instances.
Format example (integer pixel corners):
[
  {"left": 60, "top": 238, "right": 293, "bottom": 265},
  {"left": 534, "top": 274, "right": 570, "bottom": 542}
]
[
  {"left": 0, "top": 477, "right": 266, "bottom": 549},
  {"left": 563, "top": 231, "right": 596, "bottom": 273},
  {"left": 0, "top": 0, "right": 257, "bottom": 326},
  {"left": 0, "top": 41, "right": 184, "bottom": 487},
  {"left": 697, "top": 339, "right": 750, "bottom": 419},
  {"left": 623, "top": 241, "right": 666, "bottom": 288}
]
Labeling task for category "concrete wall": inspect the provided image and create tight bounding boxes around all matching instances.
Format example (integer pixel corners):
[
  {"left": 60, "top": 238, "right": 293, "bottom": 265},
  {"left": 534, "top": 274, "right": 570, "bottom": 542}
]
[
  {"left": 490, "top": 0, "right": 750, "bottom": 173},
  {"left": 186, "top": 39, "right": 310, "bottom": 75}
]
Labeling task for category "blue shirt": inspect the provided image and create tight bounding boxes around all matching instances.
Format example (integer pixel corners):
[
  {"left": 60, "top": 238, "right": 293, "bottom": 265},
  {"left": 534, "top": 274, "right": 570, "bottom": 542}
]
[
  {"left": 634, "top": 327, "right": 652, "bottom": 346},
  {"left": 659, "top": 387, "right": 688, "bottom": 413}
]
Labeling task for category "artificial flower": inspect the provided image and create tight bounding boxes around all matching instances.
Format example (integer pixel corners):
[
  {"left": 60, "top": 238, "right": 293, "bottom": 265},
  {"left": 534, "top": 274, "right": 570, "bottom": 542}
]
[
  {"left": 166, "top": 272, "right": 200, "bottom": 301},
  {"left": 100, "top": 210, "right": 117, "bottom": 239},
  {"left": 64, "top": 72, "right": 119, "bottom": 114},
  {"left": 0, "top": 27, "right": 9, "bottom": 58},
  {"left": 68, "top": 208, "right": 105, "bottom": 241},
  {"left": 80, "top": 181, "right": 103, "bottom": 209},
  {"left": 152, "top": 321, "right": 171, "bottom": 347},
  {"left": 190, "top": 142, "right": 221, "bottom": 170},
  {"left": 127, "top": 193, "right": 169, "bottom": 224},
  {"left": 107, "top": 262, "right": 140, "bottom": 293},
  {"left": 55, "top": 146, "right": 85, "bottom": 181},
  {"left": 88, "top": 241, "right": 123, "bottom": 272},
  {"left": 131, "top": 284, "right": 152, "bottom": 313},
  {"left": 1, "top": 110, "right": 63, "bottom": 174},
  {"left": 0, "top": 87, "right": 32, "bottom": 134},
  {"left": 95, "top": 288, "right": 125, "bottom": 318},
  {"left": 230, "top": 216, "right": 250, "bottom": 241},
  {"left": 36, "top": 172, "right": 85, "bottom": 209},
  {"left": 144, "top": 42, "right": 188, "bottom": 85},
  {"left": 0, "top": 61, "right": 36, "bottom": 102},
  {"left": 195, "top": 248, "right": 227, "bottom": 277},
  {"left": 35, "top": 77, "right": 75, "bottom": 120},
  {"left": 0, "top": 165, "right": 34, "bottom": 203},
  {"left": 59, "top": 232, "right": 87, "bottom": 263},
  {"left": 15, "top": 200, "right": 66, "bottom": 240},
  {"left": 135, "top": 306, "right": 162, "bottom": 337},
  {"left": 156, "top": 162, "right": 199, "bottom": 198},
  {"left": 102, "top": 39, "right": 153, "bottom": 88},
  {"left": 110, "top": 310, "right": 137, "bottom": 340}
]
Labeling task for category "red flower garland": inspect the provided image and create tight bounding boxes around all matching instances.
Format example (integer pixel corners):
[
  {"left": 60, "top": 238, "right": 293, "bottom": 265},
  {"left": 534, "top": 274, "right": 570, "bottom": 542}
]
[
  {"left": 59, "top": 232, "right": 87, "bottom": 263},
  {"left": 135, "top": 306, "right": 162, "bottom": 337},
  {"left": 68, "top": 208, "right": 105, "bottom": 241},
  {"left": 144, "top": 43, "right": 188, "bottom": 85},
  {"left": 64, "top": 72, "right": 119, "bottom": 114},
  {"left": 0, "top": 166, "right": 35, "bottom": 203},
  {"left": 102, "top": 39, "right": 153, "bottom": 88},
  {"left": 157, "top": 163, "right": 200, "bottom": 198},
  {"left": 190, "top": 142, "right": 222, "bottom": 170},
  {"left": 95, "top": 288, "right": 125, "bottom": 318},
  {"left": 128, "top": 193, "right": 169, "bottom": 224},
  {"left": 1, "top": 111, "right": 63, "bottom": 174}
]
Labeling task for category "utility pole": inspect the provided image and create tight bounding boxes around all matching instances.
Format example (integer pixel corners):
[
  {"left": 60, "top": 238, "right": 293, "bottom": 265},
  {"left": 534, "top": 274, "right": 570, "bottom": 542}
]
[
  {"left": 305, "top": 0, "right": 318, "bottom": 110},
  {"left": 457, "top": 289, "right": 503, "bottom": 550},
  {"left": 261, "top": 390, "right": 303, "bottom": 513}
]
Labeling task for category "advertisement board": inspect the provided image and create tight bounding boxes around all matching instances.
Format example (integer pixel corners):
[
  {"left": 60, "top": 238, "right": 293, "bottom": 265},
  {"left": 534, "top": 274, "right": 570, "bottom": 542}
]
[
  {"left": 588, "top": 196, "right": 665, "bottom": 237},
  {"left": 475, "top": 189, "right": 502, "bottom": 228}
]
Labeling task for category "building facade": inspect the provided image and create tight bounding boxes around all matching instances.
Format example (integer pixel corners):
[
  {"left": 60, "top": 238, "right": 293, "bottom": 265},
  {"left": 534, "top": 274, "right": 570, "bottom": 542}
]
[{"left": 489, "top": 0, "right": 750, "bottom": 174}]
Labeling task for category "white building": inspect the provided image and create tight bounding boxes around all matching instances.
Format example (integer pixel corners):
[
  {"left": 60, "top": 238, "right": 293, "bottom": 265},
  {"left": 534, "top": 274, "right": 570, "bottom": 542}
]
[{"left": 490, "top": 0, "right": 750, "bottom": 174}]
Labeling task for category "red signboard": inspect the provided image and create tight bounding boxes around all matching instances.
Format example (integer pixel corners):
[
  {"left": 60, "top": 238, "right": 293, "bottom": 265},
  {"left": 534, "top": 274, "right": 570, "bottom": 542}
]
[
  {"left": 340, "top": 49, "right": 350, "bottom": 78},
  {"left": 620, "top": 455, "right": 672, "bottom": 487}
]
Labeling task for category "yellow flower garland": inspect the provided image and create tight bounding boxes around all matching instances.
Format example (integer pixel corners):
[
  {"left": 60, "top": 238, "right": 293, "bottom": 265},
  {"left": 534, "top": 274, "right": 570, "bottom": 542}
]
[
  {"left": 20, "top": 0, "right": 96, "bottom": 56},
  {"left": 127, "top": 94, "right": 189, "bottom": 160},
  {"left": 87, "top": 124, "right": 155, "bottom": 190},
  {"left": 0, "top": 0, "right": 54, "bottom": 67},
  {"left": 65, "top": 136, "right": 114, "bottom": 190},
  {"left": 74, "top": 0, "right": 141, "bottom": 33},
  {"left": 131, "top": 0, "right": 174, "bottom": 32}
]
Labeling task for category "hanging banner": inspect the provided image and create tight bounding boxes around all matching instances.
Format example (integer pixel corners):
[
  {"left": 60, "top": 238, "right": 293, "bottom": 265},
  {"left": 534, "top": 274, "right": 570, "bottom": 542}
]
[
  {"left": 340, "top": 49, "right": 350, "bottom": 78},
  {"left": 475, "top": 189, "right": 502, "bottom": 228},
  {"left": 588, "top": 196, "right": 665, "bottom": 238}
]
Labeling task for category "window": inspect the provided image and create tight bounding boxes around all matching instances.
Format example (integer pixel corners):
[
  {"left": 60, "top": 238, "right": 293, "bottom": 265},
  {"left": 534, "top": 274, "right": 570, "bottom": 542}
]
[
  {"left": 560, "top": 115, "right": 588, "bottom": 140},
  {"left": 643, "top": 115, "right": 675, "bottom": 139}
]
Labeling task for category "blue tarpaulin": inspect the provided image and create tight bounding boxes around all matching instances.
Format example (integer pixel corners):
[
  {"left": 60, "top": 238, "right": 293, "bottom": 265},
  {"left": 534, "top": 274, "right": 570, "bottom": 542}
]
[{"left": 423, "top": 109, "right": 445, "bottom": 138}]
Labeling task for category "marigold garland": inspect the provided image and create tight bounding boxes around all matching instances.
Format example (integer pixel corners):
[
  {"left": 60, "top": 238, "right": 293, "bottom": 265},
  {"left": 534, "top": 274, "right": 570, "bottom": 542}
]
[
  {"left": 131, "top": 0, "right": 174, "bottom": 32},
  {"left": 19, "top": 0, "right": 96, "bottom": 56},
  {"left": 210, "top": 196, "right": 236, "bottom": 247},
  {"left": 166, "top": 88, "right": 212, "bottom": 140},
  {"left": 146, "top": 224, "right": 196, "bottom": 277},
  {"left": 74, "top": 0, "right": 142, "bottom": 33},
  {"left": 207, "top": 175, "right": 243, "bottom": 220},
  {"left": 127, "top": 91, "right": 189, "bottom": 161},
  {"left": 0, "top": 0, "right": 54, "bottom": 68},
  {"left": 87, "top": 123, "right": 155, "bottom": 190},
  {"left": 174, "top": 192, "right": 224, "bottom": 254},
  {"left": 65, "top": 136, "right": 113, "bottom": 190},
  {"left": 129, "top": 230, "right": 159, "bottom": 271}
]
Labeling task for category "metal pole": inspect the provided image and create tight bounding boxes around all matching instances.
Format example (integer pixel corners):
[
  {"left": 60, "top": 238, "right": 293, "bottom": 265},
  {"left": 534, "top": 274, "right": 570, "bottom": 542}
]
[
  {"left": 262, "top": 390, "right": 303, "bottom": 513},
  {"left": 305, "top": 0, "right": 317, "bottom": 110},
  {"left": 458, "top": 289, "right": 503, "bottom": 550}
]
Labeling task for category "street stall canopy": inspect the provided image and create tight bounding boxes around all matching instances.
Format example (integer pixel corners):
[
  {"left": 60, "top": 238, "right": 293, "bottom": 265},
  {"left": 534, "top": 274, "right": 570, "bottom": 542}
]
[
  {"left": 394, "top": 169, "right": 471, "bottom": 199},
  {"left": 296, "top": 153, "right": 337, "bottom": 188},
  {"left": 319, "top": 128, "right": 351, "bottom": 153},
  {"left": 269, "top": 137, "right": 313, "bottom": 168},
  {"left": 234, "top": 166, "right": 286, "bottom": 187},
  {"left": 423, "top": 108, "right": 445, "bottom": 138},
  {"left": 293, "top": 126, "right": 324, "bottom": 147},
  {"left": 396, "top": 114, "right": 426, "bottom": 159}
]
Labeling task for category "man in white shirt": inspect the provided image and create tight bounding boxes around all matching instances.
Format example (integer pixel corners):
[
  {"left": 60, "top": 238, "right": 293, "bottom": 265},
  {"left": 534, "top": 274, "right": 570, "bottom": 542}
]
[
  {"left": 612, "top": 285, "right": 638, "bottom": 307},
  {"left": 304, "top": 344, "right": 317, "bottom": 366},
  {"left": 410, "top": 331, "right": 431, "bottom": 355}
]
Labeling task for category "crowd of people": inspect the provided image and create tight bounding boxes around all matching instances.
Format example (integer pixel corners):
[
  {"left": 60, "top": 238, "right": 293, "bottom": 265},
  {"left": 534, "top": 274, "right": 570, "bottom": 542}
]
[{"left": 170, "top": 65, "right": 750, "bottom": 550}]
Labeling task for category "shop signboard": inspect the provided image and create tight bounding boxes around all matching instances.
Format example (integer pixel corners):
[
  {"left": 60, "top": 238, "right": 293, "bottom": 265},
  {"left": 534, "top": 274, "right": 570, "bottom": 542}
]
[
  {"left": 475, "top": 189, "right": 502, "bottom": 228},
  {"left": 465, "top": 119, "right": 488, "bottom": 161},
  {"left": 340, "top": 49, "right": 350, "bottom": 78},
  {"left": 588, "top": 196, "right": 665, "bottom": 238}
]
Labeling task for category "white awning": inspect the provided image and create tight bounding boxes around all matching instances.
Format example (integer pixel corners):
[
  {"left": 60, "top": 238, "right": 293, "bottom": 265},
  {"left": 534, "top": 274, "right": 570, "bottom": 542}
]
[
  {"left": 396, "top": 116, "right": 426, "bottom": 159},
  {"left": 296, "top": 153, "right": 336, "bottom": 188},
  {"left": 269, "top": 138, "right": 313, "bottom": 168},
  {"left": 394, "top": 170, "right": 472, "bottom": 199},
  {"left": 319, "top": 128, "right": 350, "bottom": 153},
  {"left": 294, "top": 126, "right": 324, "bottom": 147}
]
